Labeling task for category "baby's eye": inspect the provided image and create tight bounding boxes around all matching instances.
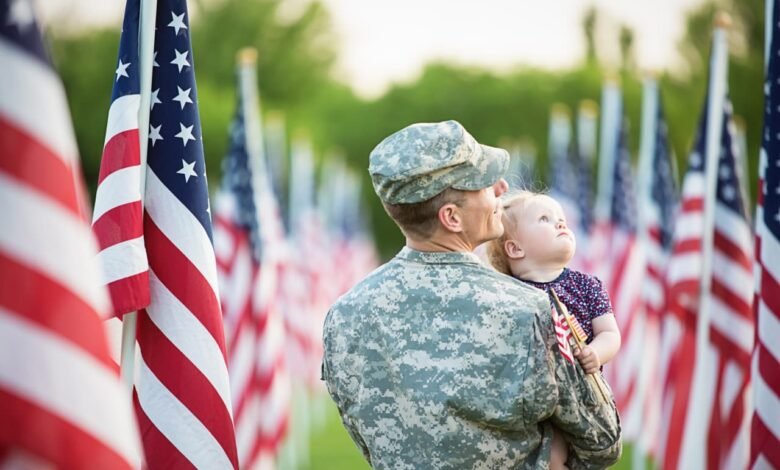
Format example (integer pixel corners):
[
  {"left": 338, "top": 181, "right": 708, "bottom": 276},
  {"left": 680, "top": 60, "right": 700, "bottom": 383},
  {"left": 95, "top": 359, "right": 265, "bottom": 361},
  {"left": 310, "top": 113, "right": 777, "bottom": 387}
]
[{"left": 539, "top": 215, "right": 549, "bottom": 222}]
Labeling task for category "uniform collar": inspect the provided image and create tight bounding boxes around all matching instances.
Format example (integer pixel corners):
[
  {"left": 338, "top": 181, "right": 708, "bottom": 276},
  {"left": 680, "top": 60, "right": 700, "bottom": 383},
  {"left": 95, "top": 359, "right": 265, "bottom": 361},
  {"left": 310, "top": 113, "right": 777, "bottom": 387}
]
[{"left": 396, "top": 246, "right": 483, "bottom": 265}]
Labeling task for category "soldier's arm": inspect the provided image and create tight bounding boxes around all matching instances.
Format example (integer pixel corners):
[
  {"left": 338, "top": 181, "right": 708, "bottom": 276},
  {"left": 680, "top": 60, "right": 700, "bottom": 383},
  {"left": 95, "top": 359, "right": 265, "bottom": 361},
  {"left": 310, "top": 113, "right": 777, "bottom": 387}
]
[{"left": 532, "top": 298, "right": 622, "bottom": 469}]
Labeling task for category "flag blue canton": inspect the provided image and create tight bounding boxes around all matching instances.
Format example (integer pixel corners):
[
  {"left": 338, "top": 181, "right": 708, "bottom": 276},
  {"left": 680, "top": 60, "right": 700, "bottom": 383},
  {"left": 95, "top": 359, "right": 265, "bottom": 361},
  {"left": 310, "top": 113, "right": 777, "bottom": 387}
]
[
  {"left": 763, "top": 15, "right": 780, "bottom": 239},
  {"left": 575, "top": 150, "right": 593, "bottom": 233},
  {"left": 651, "top": 101, "right": 677, "bottom": 248},
  {"left": 221, "top": 84, "right": 263, "bottom": 261},
  {"left": 718, "top": 102, "right": 748, "bottom": 218},
  {"left": 111, "top": 0, "right": 140, "bottom": 100},
  {"left": 0, "top": 0, "right": 48, "bottom": 65},
  {"left": 611, "top": 114, "right": 637, "bottom": 233},
  {"left": 147, "top": 0, "right": 212, "bottom": 240}
]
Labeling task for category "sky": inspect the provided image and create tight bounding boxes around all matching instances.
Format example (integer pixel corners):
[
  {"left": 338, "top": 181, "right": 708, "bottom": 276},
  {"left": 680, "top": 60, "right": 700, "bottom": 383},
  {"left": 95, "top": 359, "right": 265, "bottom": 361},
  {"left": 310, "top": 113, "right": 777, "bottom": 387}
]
[{"left": 39, "top": 0, "right": 705, "bottom": 98}]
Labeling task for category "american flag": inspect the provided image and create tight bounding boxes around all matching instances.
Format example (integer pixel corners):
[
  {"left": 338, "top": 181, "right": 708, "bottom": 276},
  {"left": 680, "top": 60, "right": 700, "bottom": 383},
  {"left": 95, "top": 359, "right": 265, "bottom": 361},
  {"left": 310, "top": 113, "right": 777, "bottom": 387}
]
[
  {"left": 0, "top": 0, "right": 141, "bottom": 467},
  {"left": 595, "top": 114, "right": 645, "bottom": 442},
  {"left": 551, "top": 304, "right": 574, "bottom": 363},
  {"left": 92, "top": 0, "right": 149, "bottom": 315},
  {"left": 213, "top": 55, "right": 289, "bottom": 469},
  {"left": 548, "top": 107, "right": 590, "bottom": 271},
  {"left": 92, "top": 0, "right": 239, "bottom": 467},
  {"left": 752, "top": 0, "right": 780, "bottom": 465},
  {"left": 660, "top": 96, "right": 754, "bottom": 469},
  {"left": 638, "top": 95, "right": 677, "bottom": 459}
]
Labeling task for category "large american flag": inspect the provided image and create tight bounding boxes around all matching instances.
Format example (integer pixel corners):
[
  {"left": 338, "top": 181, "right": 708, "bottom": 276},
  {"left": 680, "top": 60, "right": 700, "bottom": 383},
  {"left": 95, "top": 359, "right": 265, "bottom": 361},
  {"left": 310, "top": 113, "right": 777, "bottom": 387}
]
[
  {"left": 213, "top": 57, "right": 290, "bottom": 469},
  {"left": 92, "top": 0, "right": 239, "bottom": 467},
  {"left": 596, "top": 114, "right": 645, "bottom": 442},
  {"left": 752, "top": 0, "right": 780, "bottom": 465},
  {"left": 638, "top": 96, "right": 677, "bottom": 459},
  {"left": 0, "top": 0, "right": 141, "bottom": 467},
  {"left": 660, "top": 96, "right": 754, "bottom": 469}
]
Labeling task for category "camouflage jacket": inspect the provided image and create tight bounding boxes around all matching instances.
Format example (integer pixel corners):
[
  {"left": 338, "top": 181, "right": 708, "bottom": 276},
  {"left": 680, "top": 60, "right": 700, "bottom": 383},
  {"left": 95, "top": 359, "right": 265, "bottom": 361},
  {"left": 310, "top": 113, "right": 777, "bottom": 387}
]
[{"left": 322, "top": 247, "right": 622, "bottom": 469}]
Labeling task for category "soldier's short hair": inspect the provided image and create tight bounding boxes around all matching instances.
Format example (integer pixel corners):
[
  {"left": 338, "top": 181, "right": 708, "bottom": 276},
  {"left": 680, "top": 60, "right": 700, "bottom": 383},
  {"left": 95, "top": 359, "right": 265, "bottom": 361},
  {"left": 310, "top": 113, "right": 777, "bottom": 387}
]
[{"left": 382, "top": 187, "right": 466, "bottom": 240}]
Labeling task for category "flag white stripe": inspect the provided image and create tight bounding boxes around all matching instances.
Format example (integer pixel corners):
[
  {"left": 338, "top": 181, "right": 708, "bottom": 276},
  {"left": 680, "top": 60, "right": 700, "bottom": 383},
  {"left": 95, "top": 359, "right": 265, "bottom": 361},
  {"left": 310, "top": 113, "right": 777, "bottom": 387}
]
[
  {"left": 709, "top": 295, "right": 754, "bottom": 352},
  {"left": 145, "top": 169, "right": 220, "bottom": 296},
  {"left": 228, "top": 326, "right": 255, "bottom": 406},
  {"left": 758, "top": 299, "right": 780, "bottom": 363},
  {"left": 712, "top": 254, "right": 754, "bottom": 305},
  {"left": 753, "top": 359, "right": 780, "bottom": 439},
  {"left": 666, "top": 251, "right": 703, "bottom": 285},
  {"left": 135, "top": 355, "right": 234, "bottom": 469},
  {"left": 0, "top": 307, "right": 141, "bottom": 466},
  {"left": 147, "top": 270, "right": 233, "bottom": 412},
  {"left": 95, "top": 237, "right": 149, "bottom": 285},
  {"left": 0, "top": 38, "right": 78, "bottom": 165},
  {"left": 680, "top": 172, "right": 705, "bottom": 198},
  {"left": 234, "top": 394, "right": 261, "bottom": 464},
  {"left": 92, "top": 166, "right": 142, "bottom": 222},
  {"left": 715, "top": 205, "right": 754, "bottom": 253},
  {"left": 674, "top": 211, "right": 705, "bottom": 240},
  {"left": 104, "top": 94, "right": 140, "bottom": 144},
  {"left": 0, "top": 174, "right": 110, "bottom": 314},
  {"left": 259, "top": 369, "right": 290, "bottom": 434},
  {"left": 760, "top": 232, "right": 780, "bottom": 282}
]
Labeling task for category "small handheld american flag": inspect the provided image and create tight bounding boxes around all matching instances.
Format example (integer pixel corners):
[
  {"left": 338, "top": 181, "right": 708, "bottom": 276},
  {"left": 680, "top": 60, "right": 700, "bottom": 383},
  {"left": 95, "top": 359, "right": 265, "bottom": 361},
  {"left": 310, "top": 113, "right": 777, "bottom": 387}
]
[{"left": 549, "top": 288, "right": 611, "bottom": 403}]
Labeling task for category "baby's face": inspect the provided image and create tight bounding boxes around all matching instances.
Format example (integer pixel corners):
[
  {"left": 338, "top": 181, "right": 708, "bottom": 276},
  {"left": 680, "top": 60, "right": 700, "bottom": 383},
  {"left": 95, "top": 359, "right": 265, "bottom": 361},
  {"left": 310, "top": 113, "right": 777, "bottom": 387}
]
[{"left": 506, "top": 195, "right": 576, "bottom": 266}]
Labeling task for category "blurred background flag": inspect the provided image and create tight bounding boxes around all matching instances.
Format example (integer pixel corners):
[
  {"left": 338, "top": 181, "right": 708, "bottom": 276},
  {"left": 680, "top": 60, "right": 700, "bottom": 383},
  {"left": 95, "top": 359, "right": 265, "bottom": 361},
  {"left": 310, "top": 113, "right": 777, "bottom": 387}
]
[
  {"left": 660, "top": 17, "right": 754, "bottom": 469},
  {"left": 752, "top": 0, "right": 780, "bottom": 467},
  {"left": 0, "top": 0, "right": 141, "bottom": 467},
  {"left": 91, "top": 0, "right": 239, "bottom": 467},
  {"left": 213, "top": 48, "right": 290, "bottom": 470},
  {"left": 634, "top": 77, "right": 678, "bottom": 464}
]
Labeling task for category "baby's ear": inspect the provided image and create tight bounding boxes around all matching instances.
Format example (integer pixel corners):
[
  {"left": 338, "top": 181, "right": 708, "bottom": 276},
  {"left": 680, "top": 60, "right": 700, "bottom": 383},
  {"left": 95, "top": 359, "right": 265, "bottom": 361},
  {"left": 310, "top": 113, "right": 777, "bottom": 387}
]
[{"left": 504, "top": 240, "right": 524, "bottom": 260}]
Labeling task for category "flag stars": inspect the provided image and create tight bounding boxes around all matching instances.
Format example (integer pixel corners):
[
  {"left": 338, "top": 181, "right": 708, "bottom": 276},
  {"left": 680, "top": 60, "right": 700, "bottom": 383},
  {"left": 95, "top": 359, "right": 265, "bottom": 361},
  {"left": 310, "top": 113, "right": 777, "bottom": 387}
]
[
  {"left": 153, "top": 51, "right": 159, "bottom": 67},
  {"left": 149, "top": 124, "right": 163, "bottom": 146},
  {"left": 172, "top": 86, "right": 193, "bottom": 109},
  {"left": 171, "top": 49, "right": 190, "bottom": 73},
  {"left": 175, "top": 123, "right": 196, "bottom": 146},
  {"left": 177, "top": 159, "right": 198, "bottom": 182},
  {"left": 115, "top": 59, "right": 131, "bottom": 81},
  {"left": 721, "top": 185, "right": 736, "bottom": 201},
  {"left": 168, "top": 11, "right": 188, "bottom": 35},
  {"left": 7, "top": 0, "right": 34, "bottom": 30},
  {"left": 776, "top": 208, "right": 780, "bottom": 223},
  {"left": 690, "top": 153, "right": 702, "bottom": 168},
  {"left": 151, "top": 88, "right": 162, "bottom": 110},
  {"left": 719, "top": 164, "right": 731, "bottom": 180}
]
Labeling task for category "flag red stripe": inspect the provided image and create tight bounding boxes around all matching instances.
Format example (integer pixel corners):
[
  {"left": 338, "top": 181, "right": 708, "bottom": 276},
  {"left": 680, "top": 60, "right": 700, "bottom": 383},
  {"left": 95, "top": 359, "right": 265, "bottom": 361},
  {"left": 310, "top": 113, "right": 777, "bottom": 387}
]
[
  {"left": 714, "top": 230, "right": 752, "bottom": 271},
  {"left": 681, "top": 197, "right": 704, "bottom": 212},
  {"left": 245, "top": 417, "right": 289, "bottom": 468},
  {"left": 709, "top": 327, "right": 751, "bottom": 370},
  {"left": 106, "top": 271, "right": 150, "bottom": 317},
  {"left": 133, "top": 392, "right": 196, "bottom": 470},
  {"left": 760, "top": 267, "right": 780, "bottom": 319},
  {"left": 757, "top": 342, "right": 780, "bottom": 397},
  {"left": 0, "top": 118, "right": 79, "bottom": 214},
  {"left": 672, "top": 238, "right": 702, "bottom": 254},
  {"left": 0, "top": 252, "right": 116, "bottom": 370},
  {"left": 711, "top": 277, "right": 752, "bottom": 322},
  {"left": 97, "top": 129, "right": 141, "bottom": 185},
  {"left": 0, "top": 388, "right": 130, "bottom": 470},
  {"left": 136, "top": 310, "right": 238, "bottom": 468},
  {"left": 92, "top": 201, "right": 144, "bottom": 250},
  {"left": 750, "top": 414, "right": 780, "bottom": 469},
  {"left": 144, "top": 213, "right": 229, "bottom": 360}
]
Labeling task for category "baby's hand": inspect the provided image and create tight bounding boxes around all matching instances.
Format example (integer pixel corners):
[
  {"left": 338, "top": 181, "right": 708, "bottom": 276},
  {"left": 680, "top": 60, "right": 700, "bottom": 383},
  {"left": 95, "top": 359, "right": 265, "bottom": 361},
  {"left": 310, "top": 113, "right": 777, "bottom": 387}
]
[{"left": 573, "top": 345, "right": 600, "bottom": 374}]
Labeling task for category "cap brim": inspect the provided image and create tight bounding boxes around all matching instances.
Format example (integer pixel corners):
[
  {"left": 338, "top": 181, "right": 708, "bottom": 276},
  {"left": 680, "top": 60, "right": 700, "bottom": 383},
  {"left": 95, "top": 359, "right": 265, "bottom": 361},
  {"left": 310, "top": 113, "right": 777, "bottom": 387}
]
[{"left": 451, "top": 144, "right": 510, "bottom": 191}]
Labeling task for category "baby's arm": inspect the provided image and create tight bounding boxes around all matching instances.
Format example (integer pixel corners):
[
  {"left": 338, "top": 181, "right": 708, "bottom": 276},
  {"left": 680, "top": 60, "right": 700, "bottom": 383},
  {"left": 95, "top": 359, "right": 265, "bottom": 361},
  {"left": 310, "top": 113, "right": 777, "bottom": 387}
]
[{"left": 574, "top": 314, "right": 621, "bottom": 374}]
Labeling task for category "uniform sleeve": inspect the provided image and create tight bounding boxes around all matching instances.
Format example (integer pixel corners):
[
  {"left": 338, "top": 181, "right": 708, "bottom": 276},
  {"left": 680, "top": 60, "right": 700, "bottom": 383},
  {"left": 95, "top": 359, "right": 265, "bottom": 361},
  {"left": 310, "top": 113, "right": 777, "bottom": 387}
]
[
  {"left": 586, "top": 275, "right": 613, "bottom": 319},
  {"left": 322, "top": 309, "right": 373, "bottom": 464},
  {"left": 533, "top": 295, "right": 623, "bottom": 469}
]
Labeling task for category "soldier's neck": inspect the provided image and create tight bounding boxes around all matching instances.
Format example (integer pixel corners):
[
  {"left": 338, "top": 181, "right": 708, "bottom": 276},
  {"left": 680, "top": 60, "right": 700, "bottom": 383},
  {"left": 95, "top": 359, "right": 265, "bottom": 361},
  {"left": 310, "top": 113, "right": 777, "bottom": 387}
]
[{"left": 406, "top": 234, "right": 475, "bottom": 253}]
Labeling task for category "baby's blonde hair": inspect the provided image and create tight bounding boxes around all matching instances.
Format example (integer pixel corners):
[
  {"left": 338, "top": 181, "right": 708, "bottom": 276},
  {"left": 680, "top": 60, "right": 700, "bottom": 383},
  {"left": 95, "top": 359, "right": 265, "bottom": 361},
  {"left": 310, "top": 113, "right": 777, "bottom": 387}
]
[{"left": 486, "top": 190, "right": 542, "bottom": 275}]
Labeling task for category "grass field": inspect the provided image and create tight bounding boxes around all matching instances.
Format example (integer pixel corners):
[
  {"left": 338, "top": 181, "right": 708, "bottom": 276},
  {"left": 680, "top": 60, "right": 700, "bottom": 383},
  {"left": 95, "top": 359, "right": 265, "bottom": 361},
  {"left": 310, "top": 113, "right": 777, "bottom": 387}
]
[{"left": 308, "top": 399, "right": 645, "bottom": 469}]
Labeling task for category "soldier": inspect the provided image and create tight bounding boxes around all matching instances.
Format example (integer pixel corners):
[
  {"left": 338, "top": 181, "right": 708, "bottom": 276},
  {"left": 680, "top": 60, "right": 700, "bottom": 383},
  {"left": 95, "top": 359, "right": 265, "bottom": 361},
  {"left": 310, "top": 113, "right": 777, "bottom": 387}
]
[{"left": 322, "top": 120, "right": 622, "bottom": 469}]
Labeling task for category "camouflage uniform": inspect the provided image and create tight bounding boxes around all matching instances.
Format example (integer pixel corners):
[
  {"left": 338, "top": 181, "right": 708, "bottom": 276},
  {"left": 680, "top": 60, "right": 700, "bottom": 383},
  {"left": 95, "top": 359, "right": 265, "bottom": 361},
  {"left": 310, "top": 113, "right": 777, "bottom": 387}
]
[{"left": 322, "top": 121, "right": 622, "bottom": 469}]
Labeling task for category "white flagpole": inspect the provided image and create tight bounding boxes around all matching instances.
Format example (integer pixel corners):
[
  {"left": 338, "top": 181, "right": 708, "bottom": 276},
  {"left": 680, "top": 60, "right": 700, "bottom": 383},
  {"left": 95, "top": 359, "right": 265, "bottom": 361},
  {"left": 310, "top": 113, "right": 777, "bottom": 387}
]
[
  {"left": 120, "top": 0, "right": 157, "bottom": 395},
  {"left": 680, "top": 13, "right": 730, "bottom": 469},
  {"left": 632, "top": 76, "right": 659, "bottom": 470},
  {"left": 595, "top": 80, "right": 621, "bottom": 224}
]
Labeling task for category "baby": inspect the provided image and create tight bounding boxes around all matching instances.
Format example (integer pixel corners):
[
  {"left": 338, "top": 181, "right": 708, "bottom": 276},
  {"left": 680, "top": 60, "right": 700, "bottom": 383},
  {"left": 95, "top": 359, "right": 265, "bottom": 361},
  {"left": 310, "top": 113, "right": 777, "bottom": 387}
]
[{"left": 487, "top": 190, "right": 621, "bottom": 469}]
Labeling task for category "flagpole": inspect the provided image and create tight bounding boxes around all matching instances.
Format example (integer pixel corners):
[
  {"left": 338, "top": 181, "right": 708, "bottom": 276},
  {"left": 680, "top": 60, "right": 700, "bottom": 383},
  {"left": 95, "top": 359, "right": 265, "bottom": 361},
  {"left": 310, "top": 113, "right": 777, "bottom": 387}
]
[
  {"left": 682, "top": 13, "right": 730, "bottom": 469},
  {"left": 595, "top": 80, "right": 621, "bottom": 223},
  {"left": 119, "top": 0, "right": 157, "bottom": 395},
  {"left": 631, "top": 75, "right": 659, "bottom": 470}
]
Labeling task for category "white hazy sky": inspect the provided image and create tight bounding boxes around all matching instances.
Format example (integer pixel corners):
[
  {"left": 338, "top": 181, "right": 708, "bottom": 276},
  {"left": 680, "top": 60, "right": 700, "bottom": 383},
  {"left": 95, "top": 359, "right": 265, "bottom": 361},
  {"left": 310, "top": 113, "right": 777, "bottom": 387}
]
[{"left": 39, "top": 0, "right": 704, "bottom": 98}]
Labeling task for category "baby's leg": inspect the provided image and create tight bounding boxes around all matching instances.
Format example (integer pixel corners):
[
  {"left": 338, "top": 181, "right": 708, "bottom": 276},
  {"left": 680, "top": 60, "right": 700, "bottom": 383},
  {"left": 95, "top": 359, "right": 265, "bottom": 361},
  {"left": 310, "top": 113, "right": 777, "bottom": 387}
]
[{"left": 550, "top": 429, "right": 569, "bottom": 470}]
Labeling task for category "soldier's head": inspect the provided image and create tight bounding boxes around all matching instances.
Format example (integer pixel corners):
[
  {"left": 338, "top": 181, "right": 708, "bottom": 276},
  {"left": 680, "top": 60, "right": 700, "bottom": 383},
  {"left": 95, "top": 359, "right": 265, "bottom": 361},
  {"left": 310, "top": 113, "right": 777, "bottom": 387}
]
[{"left": 369, "top": 120, "right": 509, "bottom": 245}]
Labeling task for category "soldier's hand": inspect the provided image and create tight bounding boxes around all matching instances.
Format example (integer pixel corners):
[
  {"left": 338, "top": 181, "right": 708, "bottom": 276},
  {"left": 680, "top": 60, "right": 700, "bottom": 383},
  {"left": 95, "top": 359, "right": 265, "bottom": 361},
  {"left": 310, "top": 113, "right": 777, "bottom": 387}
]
[{"left": 573, "top": 345, "right": 600, "bottom": 374}]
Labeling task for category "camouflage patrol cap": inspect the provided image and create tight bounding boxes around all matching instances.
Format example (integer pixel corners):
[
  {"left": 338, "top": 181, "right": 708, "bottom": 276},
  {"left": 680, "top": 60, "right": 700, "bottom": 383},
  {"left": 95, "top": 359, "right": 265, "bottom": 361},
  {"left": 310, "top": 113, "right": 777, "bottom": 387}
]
[{"left": 369, "top": 120, "right": 510, "bottom": 204}]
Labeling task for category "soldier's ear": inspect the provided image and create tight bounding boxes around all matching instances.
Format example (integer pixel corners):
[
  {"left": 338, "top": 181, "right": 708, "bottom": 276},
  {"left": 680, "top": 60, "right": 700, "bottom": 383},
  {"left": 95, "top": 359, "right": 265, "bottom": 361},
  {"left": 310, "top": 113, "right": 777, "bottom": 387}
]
[
  {"left": 504, "top": 239, "right": 524, "bottom": 259},
  {"left": 438, "top": 203, "right": 463, "bottom": 233}
]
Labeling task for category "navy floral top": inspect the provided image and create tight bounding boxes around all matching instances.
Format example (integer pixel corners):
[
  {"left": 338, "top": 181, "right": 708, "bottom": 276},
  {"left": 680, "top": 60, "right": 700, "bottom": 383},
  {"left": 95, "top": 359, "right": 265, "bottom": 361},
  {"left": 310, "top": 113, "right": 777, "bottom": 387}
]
[{"left": 517, "top": 268, "right": 613, "bottom": 343}]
